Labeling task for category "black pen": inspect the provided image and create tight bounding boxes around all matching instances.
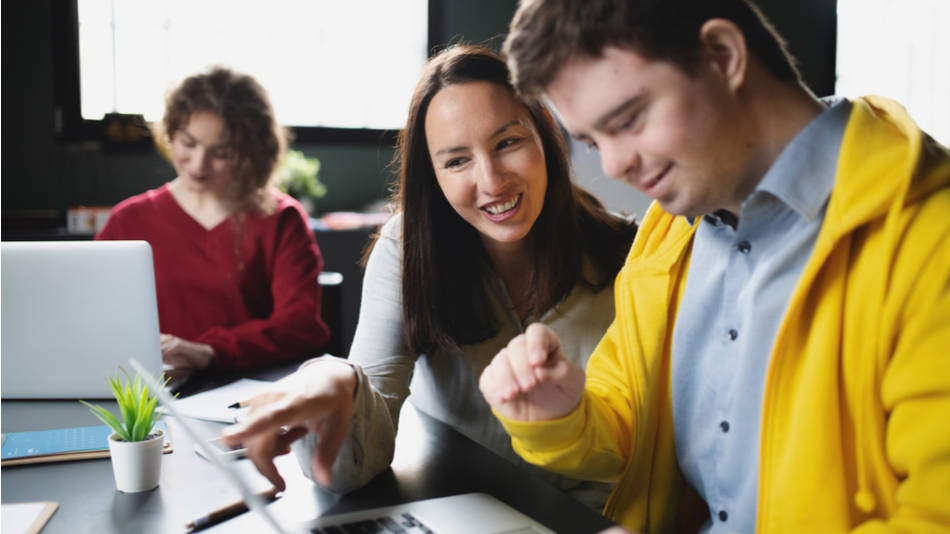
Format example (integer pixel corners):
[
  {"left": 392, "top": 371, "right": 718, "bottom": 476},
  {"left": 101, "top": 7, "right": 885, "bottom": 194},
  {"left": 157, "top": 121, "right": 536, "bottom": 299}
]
[{"left": 185, "top": 487, "right": 280, "bottom": 531}]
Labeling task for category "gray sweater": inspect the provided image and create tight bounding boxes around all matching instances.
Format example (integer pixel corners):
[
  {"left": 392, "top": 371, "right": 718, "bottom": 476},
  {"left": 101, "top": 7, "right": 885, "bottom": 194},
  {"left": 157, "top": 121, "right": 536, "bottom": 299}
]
[{"left": 294, "top": 214, "right": 617, "bottom": 510}]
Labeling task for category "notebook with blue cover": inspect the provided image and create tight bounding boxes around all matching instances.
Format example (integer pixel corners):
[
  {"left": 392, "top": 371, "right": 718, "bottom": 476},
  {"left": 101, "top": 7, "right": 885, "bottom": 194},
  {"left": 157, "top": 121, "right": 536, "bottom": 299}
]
[{"left": 1, "top": 420, "right": 171, "bottom": 466}]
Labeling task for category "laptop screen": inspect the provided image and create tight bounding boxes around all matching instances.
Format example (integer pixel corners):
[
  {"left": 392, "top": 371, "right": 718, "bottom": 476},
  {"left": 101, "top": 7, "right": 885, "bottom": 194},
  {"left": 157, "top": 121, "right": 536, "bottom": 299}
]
[{"left": 1, "top": 240, "right": 164, "bottom": 399}]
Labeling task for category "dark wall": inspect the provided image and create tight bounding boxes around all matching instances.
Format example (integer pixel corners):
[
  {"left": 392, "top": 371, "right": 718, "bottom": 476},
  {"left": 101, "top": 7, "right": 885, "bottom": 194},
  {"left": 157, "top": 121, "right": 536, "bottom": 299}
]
[
  {"left": 756, "top": 0, "right": 837, "bottom": 97},
  {"left": 3, "top": 0, "right": 66, "bottom": 220}
]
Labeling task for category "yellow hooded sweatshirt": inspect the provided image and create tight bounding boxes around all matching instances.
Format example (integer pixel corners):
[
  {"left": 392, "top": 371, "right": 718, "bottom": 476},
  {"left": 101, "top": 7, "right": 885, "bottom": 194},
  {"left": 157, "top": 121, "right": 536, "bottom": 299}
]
[{"left": 499, "top": 96, "right": 950, "bottom": 533}]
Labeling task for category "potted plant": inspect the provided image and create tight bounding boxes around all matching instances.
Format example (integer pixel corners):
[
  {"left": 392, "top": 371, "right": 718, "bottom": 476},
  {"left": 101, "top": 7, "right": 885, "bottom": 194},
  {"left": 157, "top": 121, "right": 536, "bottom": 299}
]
[
  {"left": 275, "top": 149, "right": 327, "bottom": 216},
  {"left": 80, "top": 369, "right": 166, "bottom": 493}
]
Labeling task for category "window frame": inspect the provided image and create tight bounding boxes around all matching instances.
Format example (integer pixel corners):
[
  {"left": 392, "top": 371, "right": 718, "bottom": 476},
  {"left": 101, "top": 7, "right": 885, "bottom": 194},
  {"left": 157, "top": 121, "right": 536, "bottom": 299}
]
[{"left": 50, "top": 0, "right": 445, "bottom": 146}]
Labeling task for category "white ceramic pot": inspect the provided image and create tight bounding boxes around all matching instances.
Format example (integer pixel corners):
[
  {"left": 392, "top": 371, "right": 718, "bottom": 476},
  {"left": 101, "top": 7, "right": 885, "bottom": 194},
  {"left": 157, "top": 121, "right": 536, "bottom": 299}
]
[{"left": 107, "top": 429, "right": 164, "bottom": 493}]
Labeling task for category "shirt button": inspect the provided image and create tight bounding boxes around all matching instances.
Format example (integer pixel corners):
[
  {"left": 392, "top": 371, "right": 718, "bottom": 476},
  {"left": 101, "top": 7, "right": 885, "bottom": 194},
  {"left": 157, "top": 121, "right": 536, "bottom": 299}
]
[
  {"left": 737, "top": 240, "right": 751, "bottom": 254},
  {"left": 720, "top": 420, "right": 730, "bottom": 432},
  {"left": 719, "top": 510, "right": 728, "bottom": 522},
  {"left": 728, "top": 329, "right": 738, "bottom": 341}
]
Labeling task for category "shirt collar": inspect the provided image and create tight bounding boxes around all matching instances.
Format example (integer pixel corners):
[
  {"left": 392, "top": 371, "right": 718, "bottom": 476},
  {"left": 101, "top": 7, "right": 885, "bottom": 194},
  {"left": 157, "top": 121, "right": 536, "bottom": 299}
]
[
  {"left": 685, "top": 97, "right": 851, "bottom": 228},
  {"left": 751, "top": 97, "right": 851, "bottom": 222}
]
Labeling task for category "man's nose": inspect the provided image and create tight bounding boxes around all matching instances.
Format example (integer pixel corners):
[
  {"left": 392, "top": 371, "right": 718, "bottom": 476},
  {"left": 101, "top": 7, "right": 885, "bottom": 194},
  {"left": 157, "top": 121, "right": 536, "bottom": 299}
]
[{"left": 600, "top": 140, "right": 640, "bottom": 184}]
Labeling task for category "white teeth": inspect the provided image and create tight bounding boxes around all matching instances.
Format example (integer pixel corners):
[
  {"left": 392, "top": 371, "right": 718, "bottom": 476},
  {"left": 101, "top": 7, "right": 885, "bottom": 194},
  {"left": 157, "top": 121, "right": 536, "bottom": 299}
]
[{"left": 485, "top": 196, "right": 519, "bottom": 215}]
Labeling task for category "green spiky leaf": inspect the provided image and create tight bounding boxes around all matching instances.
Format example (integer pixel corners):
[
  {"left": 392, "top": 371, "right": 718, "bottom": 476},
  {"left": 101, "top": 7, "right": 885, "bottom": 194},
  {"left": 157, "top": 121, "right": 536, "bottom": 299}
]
[
  {"left": 79, "top": 366, "right": 164, "bottom": 442},
  {"left": 80, "top": 400, "right": 131, "bottom": 441}
]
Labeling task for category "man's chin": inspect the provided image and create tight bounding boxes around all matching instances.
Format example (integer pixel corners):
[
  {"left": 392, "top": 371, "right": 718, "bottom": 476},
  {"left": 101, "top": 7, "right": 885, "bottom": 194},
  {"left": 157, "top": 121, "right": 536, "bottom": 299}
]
[{"left": 655, "top": 196, "right": 702, "bottom": 218}]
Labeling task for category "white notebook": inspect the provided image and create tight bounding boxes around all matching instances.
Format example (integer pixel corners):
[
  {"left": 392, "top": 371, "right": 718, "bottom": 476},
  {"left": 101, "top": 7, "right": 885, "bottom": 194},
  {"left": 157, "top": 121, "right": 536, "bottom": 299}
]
[
  {"left": 158, "top": 378, "right": 273, "bottom": 423},
  {"left": 1, "top": 502, "right": 58, "bottom": 534}
]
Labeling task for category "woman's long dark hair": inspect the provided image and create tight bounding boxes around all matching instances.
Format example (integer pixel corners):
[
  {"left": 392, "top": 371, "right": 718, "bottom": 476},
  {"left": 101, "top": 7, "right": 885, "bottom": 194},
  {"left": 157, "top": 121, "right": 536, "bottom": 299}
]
[{"left": 373, "top": 44, "right": 637, "bottom": 355}]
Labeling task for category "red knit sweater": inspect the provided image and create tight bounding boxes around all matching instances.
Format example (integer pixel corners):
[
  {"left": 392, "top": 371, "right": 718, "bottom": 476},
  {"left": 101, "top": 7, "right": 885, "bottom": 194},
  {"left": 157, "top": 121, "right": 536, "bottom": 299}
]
[{"left": 97, "top": 183, "right": 330, "bottom": 370}]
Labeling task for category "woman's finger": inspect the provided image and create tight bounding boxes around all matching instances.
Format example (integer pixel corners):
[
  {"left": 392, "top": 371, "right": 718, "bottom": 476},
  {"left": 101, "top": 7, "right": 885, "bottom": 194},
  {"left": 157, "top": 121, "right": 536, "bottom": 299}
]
[{"left": 242, "top": 434, "right": 286, "bottom": 491}]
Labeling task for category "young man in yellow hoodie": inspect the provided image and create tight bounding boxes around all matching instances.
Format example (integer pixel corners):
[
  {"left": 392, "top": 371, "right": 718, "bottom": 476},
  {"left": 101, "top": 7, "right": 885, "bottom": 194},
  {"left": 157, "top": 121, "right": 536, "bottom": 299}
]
[{"left": 479, "top": 0, "right": 950, "bottom": 532}]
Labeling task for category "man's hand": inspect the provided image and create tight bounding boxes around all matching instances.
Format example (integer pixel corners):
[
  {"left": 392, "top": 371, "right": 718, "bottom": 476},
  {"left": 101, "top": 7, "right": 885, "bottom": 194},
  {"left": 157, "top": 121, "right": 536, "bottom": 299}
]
[
  {"left": 219, "top": 360, "right": 358, "bottom": 491},
  {"left": 479, "top": 323, "right": 586, "bottom": 422},
  {"left": 160, "top": 333, "right": 214, "bottom": 379}
]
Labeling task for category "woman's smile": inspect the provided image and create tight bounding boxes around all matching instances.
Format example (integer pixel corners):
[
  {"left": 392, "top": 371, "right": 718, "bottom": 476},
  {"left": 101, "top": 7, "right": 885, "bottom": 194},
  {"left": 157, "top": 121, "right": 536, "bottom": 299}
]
[{"left": 482, "top": 193, "right": 523, "bottom": 221}]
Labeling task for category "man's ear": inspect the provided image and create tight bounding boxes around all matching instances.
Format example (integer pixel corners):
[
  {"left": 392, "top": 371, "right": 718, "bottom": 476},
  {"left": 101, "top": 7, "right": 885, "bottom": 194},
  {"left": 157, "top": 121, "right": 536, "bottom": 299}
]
[{"left": 699, "top": 18, "right": 747, "bottom": 93}]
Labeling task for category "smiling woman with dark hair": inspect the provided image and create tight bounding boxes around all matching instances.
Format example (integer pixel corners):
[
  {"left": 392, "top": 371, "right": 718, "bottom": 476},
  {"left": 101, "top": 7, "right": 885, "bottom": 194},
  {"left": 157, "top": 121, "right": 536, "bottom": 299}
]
[
  {"left": 97, "top": 66, "right": 330, "bottom": 378},
  {"left": 222, "top": 45, "right": 636, "bottom": 510}
]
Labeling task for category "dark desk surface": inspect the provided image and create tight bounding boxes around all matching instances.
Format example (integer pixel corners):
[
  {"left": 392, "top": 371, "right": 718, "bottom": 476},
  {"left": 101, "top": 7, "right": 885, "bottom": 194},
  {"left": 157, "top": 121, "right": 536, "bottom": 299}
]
[{"left": 2, "top": 375, "right": 614, "bottom": 533}]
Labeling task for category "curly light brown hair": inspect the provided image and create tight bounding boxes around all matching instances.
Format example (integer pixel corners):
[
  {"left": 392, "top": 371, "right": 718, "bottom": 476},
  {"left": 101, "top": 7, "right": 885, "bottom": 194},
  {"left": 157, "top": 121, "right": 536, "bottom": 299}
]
[{"left": 156, "top": 66, "right": 289, "bottom": 212}]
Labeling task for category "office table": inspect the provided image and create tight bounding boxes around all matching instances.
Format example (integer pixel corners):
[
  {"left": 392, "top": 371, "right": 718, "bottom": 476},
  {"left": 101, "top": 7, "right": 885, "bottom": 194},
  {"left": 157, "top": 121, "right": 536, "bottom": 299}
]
[{"left": 1, "top": 383, "right": 615, "bottom": 533}]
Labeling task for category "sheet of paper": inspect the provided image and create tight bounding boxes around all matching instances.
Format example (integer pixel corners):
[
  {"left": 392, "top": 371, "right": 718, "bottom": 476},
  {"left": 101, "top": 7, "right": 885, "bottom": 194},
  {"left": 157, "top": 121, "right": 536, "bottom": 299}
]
[
  {"left": 2, "top": 502, "right": 59, "bottom": 534},
  {"left": 162, "top": 378, "right": 274, "bottom": 423}
]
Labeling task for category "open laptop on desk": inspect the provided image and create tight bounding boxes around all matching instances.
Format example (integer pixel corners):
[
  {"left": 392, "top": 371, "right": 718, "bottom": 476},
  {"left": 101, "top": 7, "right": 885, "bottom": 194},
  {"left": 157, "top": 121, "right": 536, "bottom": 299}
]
[
  {"left": 129, "top": 359, "right": 555, "bottom": 534},
  {"left": 1, "top": 241, "right": 165, "bottom": 399},
  {"left": 302, "top": 492, "right": 554, "bottom": 533}
]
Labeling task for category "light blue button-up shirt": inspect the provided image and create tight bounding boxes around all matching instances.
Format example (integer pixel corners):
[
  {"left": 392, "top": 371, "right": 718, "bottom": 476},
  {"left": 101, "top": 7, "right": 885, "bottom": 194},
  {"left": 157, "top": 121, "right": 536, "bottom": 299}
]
[{"left": 671, "top": 98, "right": 851, "bottom": 534}]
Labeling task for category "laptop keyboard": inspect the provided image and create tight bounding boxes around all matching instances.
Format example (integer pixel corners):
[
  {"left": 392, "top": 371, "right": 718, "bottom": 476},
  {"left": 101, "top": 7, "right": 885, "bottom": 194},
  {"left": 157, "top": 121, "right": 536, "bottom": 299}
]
[{"left": 310, "top": 512, "right": 435, "bottom": 534}]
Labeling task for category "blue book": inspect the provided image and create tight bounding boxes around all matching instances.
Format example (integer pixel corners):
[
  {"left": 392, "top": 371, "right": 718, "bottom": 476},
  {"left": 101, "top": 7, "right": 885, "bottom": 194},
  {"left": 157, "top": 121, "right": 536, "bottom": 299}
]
[{"left": 1, "top": 420, "right": 169, "bottom": 465}]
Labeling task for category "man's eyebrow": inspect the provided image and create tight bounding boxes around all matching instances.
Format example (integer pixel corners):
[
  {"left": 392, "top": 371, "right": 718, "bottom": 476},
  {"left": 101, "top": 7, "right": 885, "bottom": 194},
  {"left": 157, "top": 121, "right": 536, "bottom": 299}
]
[
  {"left": 571, "top": 132, "right": 594, "bottom": 145},
  {"left": 593, "top": 93, "right": 645, "bottom": 131}
]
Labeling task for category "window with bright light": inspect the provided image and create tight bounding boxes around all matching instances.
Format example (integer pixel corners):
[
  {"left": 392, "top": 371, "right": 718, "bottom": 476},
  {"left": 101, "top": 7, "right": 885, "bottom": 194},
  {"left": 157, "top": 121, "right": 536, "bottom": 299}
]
[
  {"left": 836, "top": 0, "right": 950, "bottom": 146},
  {"left": 78, "top": 1, "right": 429, "bottom": 130}
]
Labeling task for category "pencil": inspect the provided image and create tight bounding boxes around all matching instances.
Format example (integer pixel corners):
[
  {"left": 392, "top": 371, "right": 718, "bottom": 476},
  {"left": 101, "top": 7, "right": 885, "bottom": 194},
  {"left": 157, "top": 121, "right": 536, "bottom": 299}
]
[
  {"left": 185, "top": 487, "right": 279, "bottom": 531},
  {"left": 227, "top": 400, "right": 251, "bottom": 409}
]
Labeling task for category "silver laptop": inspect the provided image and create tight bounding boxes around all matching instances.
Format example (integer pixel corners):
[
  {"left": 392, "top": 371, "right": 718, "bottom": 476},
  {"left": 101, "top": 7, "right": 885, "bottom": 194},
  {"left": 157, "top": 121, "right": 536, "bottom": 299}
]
[
  {"left": 129, "top": 359, "right": 555, "bottom": 534},
  {"left": 303, "top": 492, "right": 554, "bottom": 533},
  {"left": 1, "top": 241, "right": 164, "bottom": 399}
]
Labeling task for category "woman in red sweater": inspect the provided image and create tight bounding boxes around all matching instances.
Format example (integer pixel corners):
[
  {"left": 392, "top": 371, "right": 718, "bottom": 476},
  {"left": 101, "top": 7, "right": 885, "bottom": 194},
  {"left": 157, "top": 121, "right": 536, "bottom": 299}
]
[{"left": 97, "top": 67, "right": 330, "bottom": 377}]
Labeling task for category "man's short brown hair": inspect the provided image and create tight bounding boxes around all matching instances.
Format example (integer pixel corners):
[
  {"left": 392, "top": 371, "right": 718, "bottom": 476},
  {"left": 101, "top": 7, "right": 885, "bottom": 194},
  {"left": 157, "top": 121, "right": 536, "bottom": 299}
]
[{"left": 503, "top": 0, "right": 801, "bottom": 98}]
